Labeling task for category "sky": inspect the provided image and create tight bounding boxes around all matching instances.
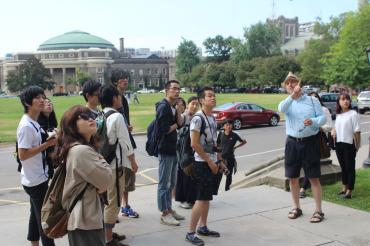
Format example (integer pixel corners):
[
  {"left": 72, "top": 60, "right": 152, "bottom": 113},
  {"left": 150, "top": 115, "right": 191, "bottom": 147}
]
[{"left": 0, "top": 0, "right": 359, "bottom": 57}]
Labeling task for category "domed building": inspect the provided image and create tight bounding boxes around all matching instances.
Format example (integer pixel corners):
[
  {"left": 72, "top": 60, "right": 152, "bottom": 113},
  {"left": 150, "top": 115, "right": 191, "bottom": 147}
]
[{"left": 0, "top": 30, "right": 169, "bottom": 94}]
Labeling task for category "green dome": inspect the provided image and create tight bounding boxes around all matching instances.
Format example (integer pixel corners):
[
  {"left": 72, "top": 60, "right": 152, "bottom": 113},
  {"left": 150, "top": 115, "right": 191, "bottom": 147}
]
[{"left": 38, "top": 30, "right": 115, "bottom": 51}]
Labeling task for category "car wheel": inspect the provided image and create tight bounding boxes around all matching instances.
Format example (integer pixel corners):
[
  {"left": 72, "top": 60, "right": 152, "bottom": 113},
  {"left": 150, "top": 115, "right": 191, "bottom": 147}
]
[
  {"left": 269, "top": 115, "right": 279, "bottom": 126},
  {"left": 233, "top": 119, "right": 242, "bottom": 130}
]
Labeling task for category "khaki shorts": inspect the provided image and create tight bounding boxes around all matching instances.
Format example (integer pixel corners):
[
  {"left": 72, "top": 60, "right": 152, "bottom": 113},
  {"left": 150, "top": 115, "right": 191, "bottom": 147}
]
[{"left": 122, "top": 167, "right": 136, "bottom": 192}]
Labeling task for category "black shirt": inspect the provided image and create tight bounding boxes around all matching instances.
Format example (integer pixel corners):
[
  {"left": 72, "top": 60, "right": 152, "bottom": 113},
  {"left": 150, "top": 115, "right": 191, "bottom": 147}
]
[
  {"left": 217, "top": 131, "right": 243, "bottom": 159},
  {"left": 117, "top": 94, "right": 137, "bottom": 149}
]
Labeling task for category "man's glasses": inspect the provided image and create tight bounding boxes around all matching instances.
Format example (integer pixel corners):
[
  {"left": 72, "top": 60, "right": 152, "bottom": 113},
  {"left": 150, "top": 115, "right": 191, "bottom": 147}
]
[
  {"left": 169, "top": 87, "right": 180, "bottom": 91},
  {"left": 79, "top": 113, "right": 94, "bottom": 121}
]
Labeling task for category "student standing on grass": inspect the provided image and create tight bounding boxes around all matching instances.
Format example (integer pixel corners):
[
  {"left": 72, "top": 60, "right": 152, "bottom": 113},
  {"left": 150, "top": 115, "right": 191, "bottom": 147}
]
[
  {"left": 17, "top": 86, "right": 56, "bottom": 246},
  {"left": 331, "top": 93, "right": 360, "bottom": 199},
  {"left": 111, "top": 69, "right": 139, "bottom": 219},
  {"left": 278, "top": 72, "right": 326, "bottom": 223}
]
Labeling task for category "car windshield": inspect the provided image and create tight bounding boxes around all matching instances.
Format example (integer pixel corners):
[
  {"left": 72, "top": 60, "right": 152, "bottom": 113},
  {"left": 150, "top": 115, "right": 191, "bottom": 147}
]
[
  {"left": 359, "top": 92, "right": 370, "bottom": 98},
  {"left": 214, "top": 103, "right": 235, "bottom": 110}
]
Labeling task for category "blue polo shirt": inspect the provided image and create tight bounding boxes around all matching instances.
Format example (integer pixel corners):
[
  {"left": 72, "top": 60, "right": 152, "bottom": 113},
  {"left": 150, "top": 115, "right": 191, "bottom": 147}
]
[{"left": 278, "top": 94, "right": 326, "bottom": 138}]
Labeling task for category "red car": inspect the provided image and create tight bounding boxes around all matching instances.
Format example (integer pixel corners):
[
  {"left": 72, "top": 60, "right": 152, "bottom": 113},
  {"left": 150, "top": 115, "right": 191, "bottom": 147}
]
[{"left": 212, "top": 102, "right": 280, "bottom": 129}]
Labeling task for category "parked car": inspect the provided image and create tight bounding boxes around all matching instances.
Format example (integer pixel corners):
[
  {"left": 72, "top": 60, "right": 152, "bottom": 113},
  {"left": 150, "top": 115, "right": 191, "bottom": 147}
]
[
  {"left": 320, "top": 92, "right": 358, "bottom": 118},
  {"left": 52, "top": 92, "right": 69, "bottom": 96},
  {"left": 357, "top": 91, "right": 370, "bottom": 114},
  {"left": 303, "top": 85, "right": 320, "bottom": 94},
  {"left": 212, "top": 102, "right": 280, "bottom": 130},
  {"left": 263, "top": 86, "right": 279, "bottom": 94},
  {"left": 137, "top": 88, "right": 156, "bottom": 94}
]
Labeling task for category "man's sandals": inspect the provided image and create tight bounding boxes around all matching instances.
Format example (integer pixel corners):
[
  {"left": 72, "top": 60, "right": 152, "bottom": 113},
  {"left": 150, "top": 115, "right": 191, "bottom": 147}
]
[
  {"left": 288, "top": 208, "right": 303, "bottom": 219},
  {"left": 310, "top": 211, "right": 324, "bottom": 223}
]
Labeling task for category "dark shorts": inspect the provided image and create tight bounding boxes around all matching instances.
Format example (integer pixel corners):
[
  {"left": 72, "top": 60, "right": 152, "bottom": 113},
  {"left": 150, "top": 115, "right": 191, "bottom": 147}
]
[
  {"left": 284, "top": 135, "right": 321, "bottom": 179},
  {"left": 192, "top": 161, "right": 218, "bottom": 201}
]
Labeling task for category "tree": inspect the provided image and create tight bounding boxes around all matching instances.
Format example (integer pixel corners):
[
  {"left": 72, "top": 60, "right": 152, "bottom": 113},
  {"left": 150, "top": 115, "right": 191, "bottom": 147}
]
[
  {"left": 6, "top": 57, "right": 54, "bottom": 92},
  {"left": 322, "top": 6, "right": 370, "bottom": 88},
  {"left": 203, "top": 35, "right": 234, "bottom": 63},
  {"left": 175, "top": 38, "right": 200, "bottom": 77}
]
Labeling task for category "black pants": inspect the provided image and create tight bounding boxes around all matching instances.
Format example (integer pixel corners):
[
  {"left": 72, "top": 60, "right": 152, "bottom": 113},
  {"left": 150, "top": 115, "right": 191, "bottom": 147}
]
[
  {"left": 224, "top": 158, "right": 236, "bottom": 191},
  {"left": 335, "top": 142, "right": 357, "bottom": 190},
  {"left": 23, "top": 181, "right": 55, "bottom": 246}
]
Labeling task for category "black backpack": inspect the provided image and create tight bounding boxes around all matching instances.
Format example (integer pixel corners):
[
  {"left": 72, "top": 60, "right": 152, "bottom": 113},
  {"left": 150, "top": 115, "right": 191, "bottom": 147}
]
[
  {"left": 176, "top": 115, "right": 206, "bottom": 171},
  {"left": 100, "top": 110, "right": 121, "bottom": 163}
]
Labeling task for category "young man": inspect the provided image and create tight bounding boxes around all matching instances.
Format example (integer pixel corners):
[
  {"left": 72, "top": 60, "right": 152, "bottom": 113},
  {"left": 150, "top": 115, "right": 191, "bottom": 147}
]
[
  {"left": 111, "top": 70, "right": 139, "bottom": 218},
  {"left": 156, "top": 80, "right": 184, "bottom": 226},
  {"left": 278, "top": 72, "right": 326, "bottom": 223},
  {"left": 217, "top": 120, "right": 247, "bottom": 191},
  {"left": 17, "top": 86, "right": 56, "bottom": 246},
  {"left": 186, "top": 86, "right": 224, "bottom": 245},
  {"left": 99, "top": 85, "right": 139, "bottom": 246}
]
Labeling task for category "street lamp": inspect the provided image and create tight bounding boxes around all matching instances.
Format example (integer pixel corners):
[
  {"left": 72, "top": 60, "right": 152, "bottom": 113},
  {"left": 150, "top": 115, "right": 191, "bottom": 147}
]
[{"left": 363, "top": 47, "right": 370, "bottom": 168}]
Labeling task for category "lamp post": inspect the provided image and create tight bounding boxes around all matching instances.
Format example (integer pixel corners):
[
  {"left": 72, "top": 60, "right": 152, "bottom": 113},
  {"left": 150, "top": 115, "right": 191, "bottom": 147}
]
[{"left": 363, "top": 47, "right": 370, "bottom": 168}]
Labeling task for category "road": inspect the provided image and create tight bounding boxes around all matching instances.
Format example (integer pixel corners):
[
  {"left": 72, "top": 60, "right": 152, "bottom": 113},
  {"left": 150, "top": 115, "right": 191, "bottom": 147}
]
[{"left": 1, "top": 114, "right": 370, "bottom": 205}]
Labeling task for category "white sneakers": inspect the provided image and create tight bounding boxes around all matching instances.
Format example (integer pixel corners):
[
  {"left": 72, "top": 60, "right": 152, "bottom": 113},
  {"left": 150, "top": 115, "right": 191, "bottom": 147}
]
[
  {"left": 180, "top": 202, "right": 193, "bottom": 209},
  {"left": 161, "top": 213, "right": 180, "bottom": 226},
  {"left": 171, "top": 210, "right": 185, "bottom": 220}
]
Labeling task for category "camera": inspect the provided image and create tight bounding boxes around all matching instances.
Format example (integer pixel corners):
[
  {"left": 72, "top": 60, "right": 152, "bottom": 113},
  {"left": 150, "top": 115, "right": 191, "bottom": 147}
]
[{"left": 212, "top": 146, "right": 221, "bottom": 153}]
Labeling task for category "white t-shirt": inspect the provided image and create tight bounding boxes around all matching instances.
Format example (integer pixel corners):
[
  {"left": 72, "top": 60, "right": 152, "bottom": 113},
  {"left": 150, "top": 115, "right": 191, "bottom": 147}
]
[
  {"left": 17, "top": 114, "right": 49, "bottom": 187},
  {"left": 190, "top": 111, "right": 217, "bottom": 162},
  {"left": 335, "top": 110, "right": 360, "bottom": 145}
]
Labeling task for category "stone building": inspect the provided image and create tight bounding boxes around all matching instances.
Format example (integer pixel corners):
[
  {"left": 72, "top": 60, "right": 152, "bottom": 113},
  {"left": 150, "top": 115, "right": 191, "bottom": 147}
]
[{"left": 0, "top": 30, "right": 169, "bottom": 93}]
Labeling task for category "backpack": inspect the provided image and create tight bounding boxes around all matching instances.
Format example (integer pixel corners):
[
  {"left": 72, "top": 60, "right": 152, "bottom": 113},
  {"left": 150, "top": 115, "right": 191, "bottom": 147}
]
[
  {"left": 41, "top": 159, "right": 88, "bottom": 239},
  {"left": 176, "top": 115, "right": 206, "bottom": 174},
  {"left": 100, "top": 110, "right": 120, "bottom": 163},
  {"left": 145, "top": 101, "right": 169, "bottom": 157}
]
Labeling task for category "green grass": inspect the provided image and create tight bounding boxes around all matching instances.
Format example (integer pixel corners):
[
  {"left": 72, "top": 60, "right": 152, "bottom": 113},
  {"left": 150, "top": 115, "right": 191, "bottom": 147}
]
[
  {"left": 0, "top": 93, "right": 287, "bottom": 143},
  {"left": 308, "top": 168, "right": 370, "bottom": 212}
]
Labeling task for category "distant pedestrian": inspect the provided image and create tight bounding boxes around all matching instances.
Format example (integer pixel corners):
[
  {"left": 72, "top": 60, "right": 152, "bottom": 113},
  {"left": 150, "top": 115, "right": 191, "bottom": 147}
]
[
  {"left": 299, "top": 92, "right": 332, "bottom": 198},
  {"left": 216, "top": 119, "right": 246, "bottom": 191},
  {"left": 278, "top": 72, "right": 326, "bottom": 223},
  {"left": 175, "top": 96, "right": 199, "bottom": 209},
  {"left": 17, "top": 86, "right": 56, "bottom": 246},
  {"left": 331, "top": 93, "right": 360, "bottom": 199},
  {"left": 133, "top": 92, "right": 139, "bottom": 104},
  {"left": 54, "top": 105, "right": 112, "bottom": 246}
]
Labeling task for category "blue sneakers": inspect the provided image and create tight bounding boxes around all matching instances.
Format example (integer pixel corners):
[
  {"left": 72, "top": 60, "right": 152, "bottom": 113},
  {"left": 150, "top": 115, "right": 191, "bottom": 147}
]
[
  {"left": 121, "top": 205, "right": 139, "bottom": 218},
  {"left": 197, "top": 226, "right": 220, "bottom": 237},
  {"left": 186, "top": 232, "right": 204, "bottom": 246}
]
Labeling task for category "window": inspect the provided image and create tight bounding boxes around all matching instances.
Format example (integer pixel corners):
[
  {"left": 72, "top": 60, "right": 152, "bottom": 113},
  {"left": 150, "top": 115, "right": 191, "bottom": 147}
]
[
  {"left": 237, "top": 104, "right": 248, "bottom": 110},
  {"left": 139, "top": 69, "right": 143, "bottom": 75},
  {"left": 154, "top": 68, "right": 158, "bottom": 74},
  {"left": 48, "top": 54, "right": 54, "bottom": 59},
  {"left": 147, "top": 68, "right": 151, "bottom": 74},
  {"left": 249, "top": 104, "right": 263, "bottom": 111},
  {"left": 96, "top": 67, "right": 104, "bottom": 74},
  {"left": 68, "top": 53, "right": 75, "bottom": 58},
  {"left": 163, "top": 68, "right": 166, "bottom": 74},
  {"left": 131, "top": 69, "right": 135, "bottom": 75},
  {"left": 98, "top": 76, "right": 103, "bottom": 83},
  {"left": 58, "top": 53, "right": 64, "bottom": 58}
]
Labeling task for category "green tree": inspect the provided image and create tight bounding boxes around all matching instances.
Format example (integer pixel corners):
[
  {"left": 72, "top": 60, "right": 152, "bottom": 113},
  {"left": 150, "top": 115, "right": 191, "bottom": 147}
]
[
  {"left": 6, "top": 57, "right": 54, "bottom": 92},
  {"left": 175, "top": 38, "right": 200, "bottom": 77},
  {"left": 203, "top": 35, "right": 234, "bottom": 63},
  {"left": 322, "top": 7, "right": 370, "bottom": 88}
]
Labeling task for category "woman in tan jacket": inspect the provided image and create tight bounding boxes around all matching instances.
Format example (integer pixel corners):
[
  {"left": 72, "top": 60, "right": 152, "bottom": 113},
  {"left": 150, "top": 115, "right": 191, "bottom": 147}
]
[{"left": 54, "top": 105, "right": 112, "bottom": 246}]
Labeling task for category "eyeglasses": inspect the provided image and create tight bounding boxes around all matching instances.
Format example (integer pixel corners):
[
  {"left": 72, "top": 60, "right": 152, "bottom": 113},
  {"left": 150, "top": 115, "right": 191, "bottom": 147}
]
[
  {"left": 79, "top": 113, "right": 94, "bottom": 121},
  {"left": 169, "top": 87, "right": 180, "bottom": 91}
]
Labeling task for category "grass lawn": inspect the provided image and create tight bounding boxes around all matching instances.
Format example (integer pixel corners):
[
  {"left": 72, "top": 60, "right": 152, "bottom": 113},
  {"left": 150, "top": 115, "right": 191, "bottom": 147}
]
[
  {"left": 0, "top": 93, "right": 287, "bottom": 143},
  {"left": 308, "top": 168, "right": 370, "bottom": 212}
]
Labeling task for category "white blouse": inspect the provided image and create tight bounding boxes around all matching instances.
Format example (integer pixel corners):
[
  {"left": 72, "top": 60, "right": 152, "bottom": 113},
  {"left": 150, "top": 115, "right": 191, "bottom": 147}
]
[{"left": 334, "top": 110, "right": 360, "bottom": 145}]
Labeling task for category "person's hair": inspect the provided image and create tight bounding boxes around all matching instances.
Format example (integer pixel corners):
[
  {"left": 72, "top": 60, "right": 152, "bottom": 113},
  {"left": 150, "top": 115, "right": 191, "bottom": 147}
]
[
  {"left": 53, "top": 105, "right": 98, "bottom": 167},
  {"left": 197, "top": 86, "right": 214, "bottom": 102},
  {"left": 165, "top": 80, "right": 180, "bottom": 90},
  {"left": 176, "top": 97, "right": 186, "bottom": 107},
  {"left": 111, "top": 69, "right": 130, "bottom": 85},
  {"left": 336, "top": 92, "right": 352, "bottom": 114},
  {"left": 82, "top": 80, "right": 101, "bottom": 102},
  {"left": 308, "top": 92, "right": 324, "bottom": 106},
  {"left": 187, "top": 96, "right": 198, "bottom": 104},
  {"left": 99, "top": 84, "right": 120, "bottom": 109},
  {"left": 39, "top": 104, "right": 58, "bottom": 131},
  {"left": 20, "top": 86, "right": 45, "bottom": 113}
]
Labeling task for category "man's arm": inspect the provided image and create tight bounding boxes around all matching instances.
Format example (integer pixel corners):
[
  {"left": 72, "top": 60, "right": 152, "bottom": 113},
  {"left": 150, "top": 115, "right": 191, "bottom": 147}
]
[
  {"left": 157, "top": 104, "right": 177, "bottom": 134},
  {"left": 278, "top": 95, "right": 294, "bottom": 114},
  {"left": 18, "top": 139, "right": 56, "bottom": 161}
]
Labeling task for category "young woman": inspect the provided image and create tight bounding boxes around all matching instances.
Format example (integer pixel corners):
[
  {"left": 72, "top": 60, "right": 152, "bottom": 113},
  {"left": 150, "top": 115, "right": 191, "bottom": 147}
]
[
  {"left": 331, "top": 93, "right": 360, "bottom": 199},
  {"left": 54, "top": 105, "right": 112, "bottom": 246},
  {"left": 175, "top": 96, "right": 199, "bottom": 209},
  {"left": 299, "top": 92, "right": 333, "bottom": 198}
]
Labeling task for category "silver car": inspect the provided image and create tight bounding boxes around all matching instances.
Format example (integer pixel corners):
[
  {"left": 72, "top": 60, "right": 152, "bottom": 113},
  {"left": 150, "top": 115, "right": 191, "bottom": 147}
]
[
  {"left": 358, "top": 91, "right": 370, "bottom": 114},
  {"left": 319, "top": 92, "right": 358, "bottom": 119}
]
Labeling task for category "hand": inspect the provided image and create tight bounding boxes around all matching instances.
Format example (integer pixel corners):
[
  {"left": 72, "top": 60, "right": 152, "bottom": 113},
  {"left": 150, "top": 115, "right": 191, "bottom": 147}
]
[
  {"left": 46, "top": 137, "right": 57, "bottom": 147},
  {"left": 331, "top": 129, "right": 336, "bottom": 139},
  {"left": 128, "top": 125, "right": 133, "bottom": 132},
  {"left": 291, "top": 83, "right": 301, "bottom": 100},
  {"left": 208, "top": 161, "right": 218, "bottom": 174},
  {"left": 131, "top": 161, "right": 138, "bottom": 173},
  {"left": 303, "top": 119, "right": 313, "bottom": 126}
]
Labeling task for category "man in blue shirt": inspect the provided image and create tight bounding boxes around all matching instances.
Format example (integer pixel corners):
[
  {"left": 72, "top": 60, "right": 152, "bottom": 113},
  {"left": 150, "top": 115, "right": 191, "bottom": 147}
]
[{"left": 278, "top": 72, "right": 326, "bottom": 223}]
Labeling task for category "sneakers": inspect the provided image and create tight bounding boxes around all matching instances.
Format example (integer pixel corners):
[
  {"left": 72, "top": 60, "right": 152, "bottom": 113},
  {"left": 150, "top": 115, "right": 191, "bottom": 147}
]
[
  {"left": 197, "top": 226, "right": 220, "bottom": 237},
  {"left": 186, "top": 233, "right": 205, "bottom": 246},
  {"left": 106, "top": 238, "right": 129, "bottom": 246},
  {"left": 121, "top": 205, "right": 139, "bottom": 218},
  {"left": 171, "top": 210, "right": 185, "bottom": 220},
  {"left": 112, "top": 232, "right": 126, "bottom": 241},
  {"left": 180, "top": 202, "right": 193, "bottom": 209},
  {"left": 161, "top": 214, "right": 180, "bottom": 226}
]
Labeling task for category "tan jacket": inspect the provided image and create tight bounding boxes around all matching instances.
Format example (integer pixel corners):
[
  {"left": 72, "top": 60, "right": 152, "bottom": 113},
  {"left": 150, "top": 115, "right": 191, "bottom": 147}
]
[{"left": 62, "top": 144, "right": 112, "bottom": 231}]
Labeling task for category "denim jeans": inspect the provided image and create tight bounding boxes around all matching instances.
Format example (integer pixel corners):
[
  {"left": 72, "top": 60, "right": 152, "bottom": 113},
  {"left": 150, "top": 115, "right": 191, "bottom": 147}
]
[{"left": 157, "top": 154, "right": 178, "bottom": 212}]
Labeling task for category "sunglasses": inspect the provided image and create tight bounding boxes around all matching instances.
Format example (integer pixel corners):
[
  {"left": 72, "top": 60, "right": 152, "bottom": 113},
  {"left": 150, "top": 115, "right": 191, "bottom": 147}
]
[{"left": 79, "top": 112, "right": 94, "bottom": 121}]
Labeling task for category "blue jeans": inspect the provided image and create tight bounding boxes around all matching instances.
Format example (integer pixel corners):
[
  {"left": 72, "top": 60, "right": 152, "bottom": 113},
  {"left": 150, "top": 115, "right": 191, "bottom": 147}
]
[{"left": 157, "top": 154, "right": 178, "bottom": 212}]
